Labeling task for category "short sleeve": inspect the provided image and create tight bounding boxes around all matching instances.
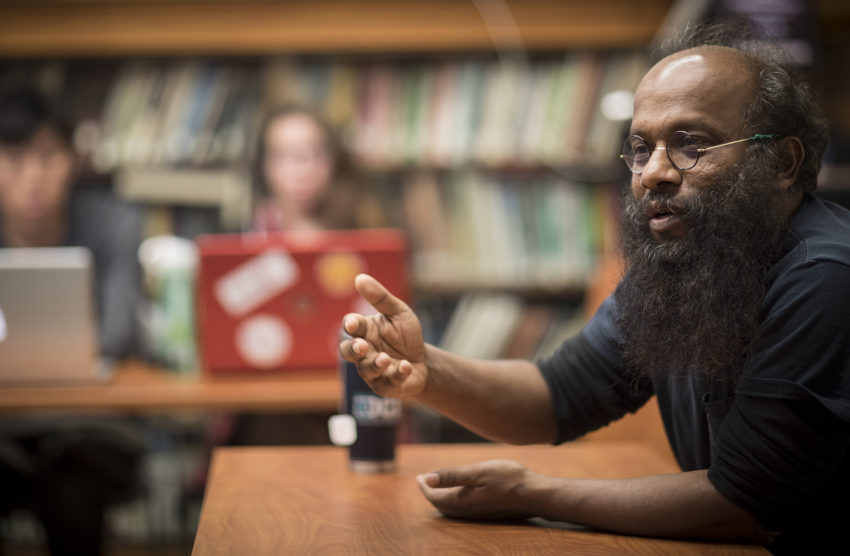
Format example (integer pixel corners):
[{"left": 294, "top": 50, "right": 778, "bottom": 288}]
[{"left": 538, "top": 296, "right": 652, "bottom": 444}]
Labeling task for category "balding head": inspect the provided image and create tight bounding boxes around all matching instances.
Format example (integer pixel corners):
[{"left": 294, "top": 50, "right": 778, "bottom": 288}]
[
  {"left": 642, "top": 45, "right": 758, "bottom": 109},
  {"left": 648, "top": 21, "right": 828, "bottom": 193},
  {"left": 634, "top": 46, "right": 759, "bottom": 144}
]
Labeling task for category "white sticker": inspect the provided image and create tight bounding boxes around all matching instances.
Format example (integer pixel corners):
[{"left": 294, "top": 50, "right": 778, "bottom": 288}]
[
  {"left": 214, "top": 250, "right": 298, "bottom": 317},
  {"left": 328, "top": 414, "right": 357, "bottom": 446},
  {"left": 0, "top": 307, "right": 7, "bottom": 342},
  {"left": 235, "top": 314, "right": 292, "bottom": 368}
]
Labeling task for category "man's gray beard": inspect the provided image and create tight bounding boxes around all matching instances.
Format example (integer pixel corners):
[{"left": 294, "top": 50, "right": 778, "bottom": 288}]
[{"left": 614, "top": 162, "right": 791, "bottom": 381}]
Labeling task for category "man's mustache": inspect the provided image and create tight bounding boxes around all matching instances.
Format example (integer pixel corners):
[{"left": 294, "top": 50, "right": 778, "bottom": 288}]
[{"left": 630, "top": 191, "right": 704, "bottom": 223}]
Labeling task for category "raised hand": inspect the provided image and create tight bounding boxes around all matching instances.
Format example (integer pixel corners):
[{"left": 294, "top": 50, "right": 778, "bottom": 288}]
[{"left": 339, "top": 273, "right": 428, "bottom": 398}]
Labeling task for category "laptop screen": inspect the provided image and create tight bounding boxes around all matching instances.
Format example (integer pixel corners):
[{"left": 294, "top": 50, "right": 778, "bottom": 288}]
[{"left": 0, "top": 247, "right": 101, "bottom": 383}]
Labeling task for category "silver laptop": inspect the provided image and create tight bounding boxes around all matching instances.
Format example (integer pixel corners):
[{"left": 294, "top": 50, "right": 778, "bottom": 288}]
[{"left": 0, "top": 246, "right": 110, "bottom": 384}]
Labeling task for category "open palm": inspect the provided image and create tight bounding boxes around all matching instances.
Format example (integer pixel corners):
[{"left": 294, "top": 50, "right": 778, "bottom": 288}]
[{"left": 340, "top": 274, "right": 428, "bottom": 398}]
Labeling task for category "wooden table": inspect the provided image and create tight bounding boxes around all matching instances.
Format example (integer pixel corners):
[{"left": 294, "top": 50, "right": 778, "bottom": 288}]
[
  {"left": 0, "top": 359, "right": 340, "bottom": 414},
  {"left": 193, "top": 442, "right": 768, "bottom": 555}
]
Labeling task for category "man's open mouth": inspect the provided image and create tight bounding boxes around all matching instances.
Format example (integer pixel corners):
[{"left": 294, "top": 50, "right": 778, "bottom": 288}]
[{"left": 644, "top": 200, "right": 678, "bottom": 220}]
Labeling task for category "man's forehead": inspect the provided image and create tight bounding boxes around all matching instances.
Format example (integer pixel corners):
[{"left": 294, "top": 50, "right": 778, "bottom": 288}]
[
  {"left": 632, "top": 46, "right": 756, "bottom": 131},
  {"left": 644, "top": 46, "right": 755, "bottom": 91},
  {"left": 656, "top": 53, "right": 705, "bottom": 81}
]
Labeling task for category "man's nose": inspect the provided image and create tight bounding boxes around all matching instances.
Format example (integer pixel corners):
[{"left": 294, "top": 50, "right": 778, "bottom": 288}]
[{"left": 639, "top": 146, "right": 680, "bottom": 192}]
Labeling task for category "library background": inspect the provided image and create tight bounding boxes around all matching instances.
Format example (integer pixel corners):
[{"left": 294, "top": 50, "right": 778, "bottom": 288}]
[{"left": 1, "top": 0, "right": 849, "bottom": 553}]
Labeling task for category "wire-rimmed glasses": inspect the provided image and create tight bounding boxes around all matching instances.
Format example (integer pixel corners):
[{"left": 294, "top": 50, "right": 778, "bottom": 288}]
[{"left": 620, "top": 131, "right": 777, "bottom": 174}]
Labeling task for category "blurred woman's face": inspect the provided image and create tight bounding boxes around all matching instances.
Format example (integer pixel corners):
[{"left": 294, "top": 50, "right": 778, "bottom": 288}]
[{"left": 262, "top": 113, "right": 334, "bottom": 214}]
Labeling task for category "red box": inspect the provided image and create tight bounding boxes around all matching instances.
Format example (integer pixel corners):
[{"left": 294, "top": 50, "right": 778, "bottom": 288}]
[{"left": 196, "top": 229, "right": 409, "bottom": 374}]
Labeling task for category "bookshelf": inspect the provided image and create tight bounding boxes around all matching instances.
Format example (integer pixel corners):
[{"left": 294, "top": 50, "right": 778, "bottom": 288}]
[
  {"left": 0, "top": 6, "right": 684, "bottom": 546},
  {"left": 0, "top": 0, "right": 672, "bottom": 451},
  {"left": 0, "top": 0, "right": 666, "bottom": 363}
]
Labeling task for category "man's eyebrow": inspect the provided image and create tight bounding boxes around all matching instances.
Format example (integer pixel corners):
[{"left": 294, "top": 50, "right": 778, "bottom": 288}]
[{"left": 630, "top": 119, "right": 726, "bottom": 139}]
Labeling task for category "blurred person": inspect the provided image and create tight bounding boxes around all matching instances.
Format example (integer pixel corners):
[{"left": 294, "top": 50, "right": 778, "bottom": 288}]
[
  {"left": 0, "top": 88, "right": 145, "bottom": 556},
  {"left": 251, "top": 105, "right": 382, "bottom": 232},
  {"left": 339, "top": 20, "right": 850, "bottom": 555},
  {"left": 192, "top": 106, "right": 386, "bottom": 462},
  {"left": 0, "top": 88, "right": 142, "bottom": 359},
  {"left": 248, "top": 105, "right": 375, "bottom": 445}
]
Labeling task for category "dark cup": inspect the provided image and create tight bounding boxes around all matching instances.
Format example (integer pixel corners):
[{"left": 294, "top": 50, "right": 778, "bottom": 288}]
[{"left": 340, "top": 357, "right": 401, "bottom": 472}]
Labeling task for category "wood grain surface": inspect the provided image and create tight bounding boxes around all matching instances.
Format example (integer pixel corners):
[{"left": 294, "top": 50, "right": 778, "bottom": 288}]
[
  {"left": 0, "top": 360, "right": 339, "bottom": 415},
  {"left": 193, "top": 442, "right": 768, "bottom": 555}
]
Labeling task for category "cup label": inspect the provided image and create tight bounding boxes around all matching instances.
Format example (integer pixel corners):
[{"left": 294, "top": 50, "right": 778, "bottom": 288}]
[{"left": 352, "top": 394, "right": 402, "bottom": 425}]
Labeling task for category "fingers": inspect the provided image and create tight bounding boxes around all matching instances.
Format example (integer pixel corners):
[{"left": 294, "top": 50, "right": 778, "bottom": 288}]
[
  {"left": 416, "top": 474, "right": 463, "bottom": 502},
  {"left": 416, "top": 474, "right": 465, "bottom": 518},
  {"left": 342, "top": 313, "right": 368, "bottom": 338},
  {"left": 354, "top": 273, "right": 409, "bottom": 318},
  {"left": 419, "top": 473, "right": 440, "bottom": 488},
  {"left": 416, "top": 460, "right": 521, "bottom": 488},
  {"left": 416, "top": 462, "right": 534, "bottom": 521},
  {"left": 339, "top": 338, "right": 367, "bottom": 363},
  {"left": 338, "top": 336, "right": 412, "bottom": 392},
  {"left": 416, "top": 469, "right": 491, "bottom": 521},
  {"left": 418, "top": 466, "right": 477, "bottom": 489},
  {"left": 339, "top": 339, "right": 384, "bottom": 380}
]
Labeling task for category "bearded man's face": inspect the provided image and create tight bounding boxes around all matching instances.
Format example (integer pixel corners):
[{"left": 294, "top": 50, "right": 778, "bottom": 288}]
[
  {"left": 614, "top": 47, "right": 794, "bottom": 379},
  {"left": 615, "top": 157, "right": 788, "bottom": 379}
]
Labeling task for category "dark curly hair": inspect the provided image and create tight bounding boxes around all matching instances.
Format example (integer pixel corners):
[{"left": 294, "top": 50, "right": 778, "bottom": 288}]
[{"left": 654, "top": 18, "right": 829, "bottom": 193}]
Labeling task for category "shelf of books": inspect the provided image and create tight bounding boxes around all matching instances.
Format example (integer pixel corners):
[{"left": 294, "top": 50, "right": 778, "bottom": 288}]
[
  {"left": 1, "top": 50, "right": 643, "bottom": 359},
  {"left": 3, "top": 54, "right": 645, "bottom": 170}
]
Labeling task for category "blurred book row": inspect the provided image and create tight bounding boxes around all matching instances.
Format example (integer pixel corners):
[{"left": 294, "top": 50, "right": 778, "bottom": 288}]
[
  {"left": 401, "top": 170, "right": 604, "bottom": 291},
  {"left": 2, "top": 52, "right": 646, "bottom": 172},
  {"left": 347, "top": 52, "right": 646, "bottom": 169},
  {"left": 436, "top": 293, "right": 586, "bottom": 362}
]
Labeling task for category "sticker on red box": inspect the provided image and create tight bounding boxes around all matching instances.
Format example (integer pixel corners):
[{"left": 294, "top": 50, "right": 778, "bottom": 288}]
[
  {"left": 235, "top": 314, "right": 292, "bottom": 368},
  {"left": 214, "top": 250, "right": 298, "bottom": 317}
]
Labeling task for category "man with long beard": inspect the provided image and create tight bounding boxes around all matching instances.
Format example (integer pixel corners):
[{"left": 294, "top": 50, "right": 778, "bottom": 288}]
[{"left": 338, "top": 21, "right": 850, "bottom": 554}]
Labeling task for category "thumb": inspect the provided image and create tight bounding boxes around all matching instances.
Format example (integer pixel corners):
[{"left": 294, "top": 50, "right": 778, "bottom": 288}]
[{"left": 355, "top": 273, "right": 409, "bottom": 318}]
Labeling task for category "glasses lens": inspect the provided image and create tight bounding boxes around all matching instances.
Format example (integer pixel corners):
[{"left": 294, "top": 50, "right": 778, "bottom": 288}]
[
  {"left": 622, "top": 136, "right": 650, "bottom": 173},
  {"left": 668, "top": 131, "right": 699, "bottom": 170}
]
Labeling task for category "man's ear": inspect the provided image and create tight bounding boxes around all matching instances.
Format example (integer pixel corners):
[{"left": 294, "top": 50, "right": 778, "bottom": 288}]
[{"left": 777, "top": 136, "right": 804, "bottom": 191}]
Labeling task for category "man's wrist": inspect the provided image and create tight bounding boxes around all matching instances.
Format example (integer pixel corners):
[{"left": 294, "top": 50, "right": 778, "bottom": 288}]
[
  {"left": 518, "top": 473, "right": 566, "bottom": 520},
  {"left": 415, "top": 343, "right": 441, "bottom": 404}
]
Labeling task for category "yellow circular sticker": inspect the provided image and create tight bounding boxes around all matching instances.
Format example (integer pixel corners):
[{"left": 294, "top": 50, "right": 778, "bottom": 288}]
[{"left": 315, "top": 251, "right": 365, "bottom": 297}]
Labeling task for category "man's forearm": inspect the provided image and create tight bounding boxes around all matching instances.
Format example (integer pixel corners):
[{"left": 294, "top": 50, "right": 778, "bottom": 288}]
[
  {"left": 415, "top": 345, "right": 557, "bottom": 445},
  {"left": 530, "top": 469, "right": 771, "bottom": 543}
]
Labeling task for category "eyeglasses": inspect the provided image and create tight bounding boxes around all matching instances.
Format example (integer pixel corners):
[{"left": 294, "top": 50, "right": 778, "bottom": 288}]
[{"left": 620, "top": 131, "right": 777, "bottom": 174}]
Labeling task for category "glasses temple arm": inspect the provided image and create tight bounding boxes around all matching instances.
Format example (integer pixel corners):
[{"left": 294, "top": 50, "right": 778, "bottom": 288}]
[{"left": 698, "top": 134, "right": 778, "bottom": 153}]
